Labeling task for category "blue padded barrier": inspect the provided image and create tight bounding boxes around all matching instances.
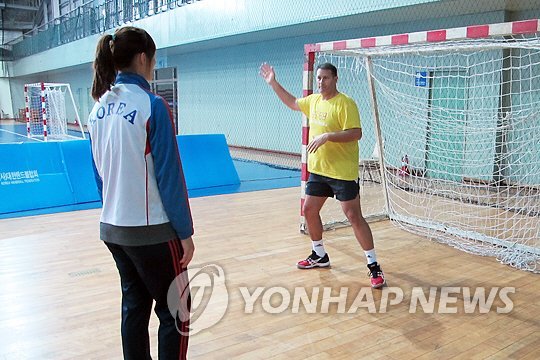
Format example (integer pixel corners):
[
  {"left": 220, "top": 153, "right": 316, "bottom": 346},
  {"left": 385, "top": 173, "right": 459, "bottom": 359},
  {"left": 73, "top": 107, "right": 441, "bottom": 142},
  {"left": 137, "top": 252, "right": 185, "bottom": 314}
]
[
  {"left": 0, "top": 140, "right": 100, "bottom": 216},
  {"left": 59, "top": 140, "right": 103, "bottom": 204},
  {"left": 0, "top": 134, "right": 240, "bottom": 217},
  {"left": 176, "top": 134, "right": 240, "bottom": 190}
]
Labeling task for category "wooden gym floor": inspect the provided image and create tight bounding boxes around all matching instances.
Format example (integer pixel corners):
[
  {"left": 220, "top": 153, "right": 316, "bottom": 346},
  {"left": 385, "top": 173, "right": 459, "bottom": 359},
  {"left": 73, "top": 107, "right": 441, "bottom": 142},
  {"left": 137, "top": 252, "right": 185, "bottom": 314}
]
[{"left": 0, "top": 187, "right": 538, "bottom": 359}]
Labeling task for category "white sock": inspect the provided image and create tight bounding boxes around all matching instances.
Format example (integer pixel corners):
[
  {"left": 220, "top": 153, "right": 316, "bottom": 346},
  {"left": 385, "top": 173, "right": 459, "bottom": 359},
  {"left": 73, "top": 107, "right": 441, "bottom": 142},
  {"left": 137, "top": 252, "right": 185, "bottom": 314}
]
[
  {"left": 364, "top": 249, "right": 377, "bottom": 264},
  {"left": 312, "top": 240, "right": 326, "bottom": 257}
]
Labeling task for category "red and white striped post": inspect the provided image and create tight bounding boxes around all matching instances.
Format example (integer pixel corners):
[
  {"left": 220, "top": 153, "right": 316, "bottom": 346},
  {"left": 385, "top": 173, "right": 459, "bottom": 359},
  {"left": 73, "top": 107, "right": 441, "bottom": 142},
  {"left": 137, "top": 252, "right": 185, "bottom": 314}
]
[
  {"left": 24, "top": 85, "right": 31, "bottom": 138},
  {"left": 300, "top": 45, "right": 318, "bottom": 232},
  {"left": 40, "top": 82, "right": 48, "bottom": 141}
]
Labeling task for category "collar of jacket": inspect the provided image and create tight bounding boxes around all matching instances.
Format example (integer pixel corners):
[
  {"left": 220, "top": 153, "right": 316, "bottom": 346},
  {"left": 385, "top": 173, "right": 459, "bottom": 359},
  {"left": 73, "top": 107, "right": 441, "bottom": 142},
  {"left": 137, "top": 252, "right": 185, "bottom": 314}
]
[{"left": 115, "top": 72, "right": 151, "bottom": 90}]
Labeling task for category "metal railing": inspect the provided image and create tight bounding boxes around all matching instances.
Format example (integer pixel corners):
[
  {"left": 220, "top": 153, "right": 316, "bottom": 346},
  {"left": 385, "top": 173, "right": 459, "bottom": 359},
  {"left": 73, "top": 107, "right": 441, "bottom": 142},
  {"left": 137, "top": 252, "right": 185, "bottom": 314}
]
[{"left": 8, "top": 0, "right": 201, "bottom": 59}]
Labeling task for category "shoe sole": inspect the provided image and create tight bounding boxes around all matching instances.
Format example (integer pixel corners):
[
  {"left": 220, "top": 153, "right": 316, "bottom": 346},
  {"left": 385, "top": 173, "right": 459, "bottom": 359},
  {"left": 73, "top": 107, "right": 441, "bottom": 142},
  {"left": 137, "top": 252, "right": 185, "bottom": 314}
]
[
  {"left": 371, "top": 281, "right": 386, "bottom": 289},
  {"left": 297, "top": 262, "right": 331, "bottom": 269}
]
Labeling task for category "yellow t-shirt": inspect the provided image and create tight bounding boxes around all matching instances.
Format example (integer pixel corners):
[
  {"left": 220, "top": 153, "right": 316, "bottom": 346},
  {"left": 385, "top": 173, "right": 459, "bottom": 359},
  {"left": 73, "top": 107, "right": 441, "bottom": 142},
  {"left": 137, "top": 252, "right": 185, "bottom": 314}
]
[{"left": 297, "top": 93, "right": 360, "bottom": 181}]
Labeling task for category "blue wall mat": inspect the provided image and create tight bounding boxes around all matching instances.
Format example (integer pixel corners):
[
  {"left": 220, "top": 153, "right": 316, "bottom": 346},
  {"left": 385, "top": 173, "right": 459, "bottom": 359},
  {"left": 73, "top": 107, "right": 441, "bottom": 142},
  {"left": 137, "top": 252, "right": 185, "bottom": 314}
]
[
  {"left": 59, "top": 140, "right": 102, "bottom": 203},
  {"left": 0, "top": 140, "right": 100, "bottom": 215},
  {"left": 176, "top": 134, "right": 240, "bottom": 190}
]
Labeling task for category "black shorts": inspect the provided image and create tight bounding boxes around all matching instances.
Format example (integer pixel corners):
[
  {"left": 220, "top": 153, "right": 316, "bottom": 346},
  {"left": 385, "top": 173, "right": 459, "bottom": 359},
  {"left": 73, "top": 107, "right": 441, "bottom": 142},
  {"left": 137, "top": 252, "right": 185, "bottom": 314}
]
[{"left": 305, "top": 173, "right": 359, "bottom": 201}]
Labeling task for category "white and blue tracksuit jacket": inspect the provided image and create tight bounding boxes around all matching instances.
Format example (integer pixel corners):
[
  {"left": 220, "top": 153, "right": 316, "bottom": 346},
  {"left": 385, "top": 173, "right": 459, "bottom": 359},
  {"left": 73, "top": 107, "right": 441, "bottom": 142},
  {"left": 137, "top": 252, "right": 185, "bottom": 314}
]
[{"left": 88, "top": 72, "right": 193, "bottom": 245}]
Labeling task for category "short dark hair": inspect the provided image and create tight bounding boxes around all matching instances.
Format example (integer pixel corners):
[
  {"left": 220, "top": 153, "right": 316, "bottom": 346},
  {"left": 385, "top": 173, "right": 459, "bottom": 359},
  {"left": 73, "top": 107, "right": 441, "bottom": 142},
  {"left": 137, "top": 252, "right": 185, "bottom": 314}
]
[{"left": 316, "top": 63, "right": 338, "bottom": 77}]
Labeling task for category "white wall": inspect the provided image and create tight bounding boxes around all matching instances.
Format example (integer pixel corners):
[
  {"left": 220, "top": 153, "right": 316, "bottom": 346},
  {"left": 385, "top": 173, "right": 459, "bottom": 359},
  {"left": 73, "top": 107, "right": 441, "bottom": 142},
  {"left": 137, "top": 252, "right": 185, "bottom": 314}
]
[
  {"left": 0, "top": 78, "right": 14, "bottom": 118},
  {"left": 0, "top": 60, "right": 14, "bottom": 117}
]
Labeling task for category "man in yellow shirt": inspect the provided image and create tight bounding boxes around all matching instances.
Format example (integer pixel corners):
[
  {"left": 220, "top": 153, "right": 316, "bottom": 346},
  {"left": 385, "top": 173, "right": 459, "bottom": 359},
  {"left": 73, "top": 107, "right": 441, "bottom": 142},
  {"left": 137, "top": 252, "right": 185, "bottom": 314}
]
[{"left": 260, "top": 62, "right": 385, "bottom": 288}]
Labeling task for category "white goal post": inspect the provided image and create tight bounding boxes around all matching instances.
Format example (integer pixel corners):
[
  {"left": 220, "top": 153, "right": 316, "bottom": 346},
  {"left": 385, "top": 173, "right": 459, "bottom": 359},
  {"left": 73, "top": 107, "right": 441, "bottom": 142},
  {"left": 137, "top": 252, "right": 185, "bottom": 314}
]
[
  {"left": 300, "top": 19, "right": 540, "bottom": 272},
  {"left": 24, "top": 82, "right": 86, "bottom": 141}
]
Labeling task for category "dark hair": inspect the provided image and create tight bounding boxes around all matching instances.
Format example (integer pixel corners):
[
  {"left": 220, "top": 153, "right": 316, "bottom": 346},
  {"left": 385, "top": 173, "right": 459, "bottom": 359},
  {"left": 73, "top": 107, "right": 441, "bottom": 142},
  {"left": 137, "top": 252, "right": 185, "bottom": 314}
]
[
  {"left": 317, "top": 63, "right": 338, "bottom": 77},
  {"left": 91, "top": 26, "right": 157, "bottom": 100}
]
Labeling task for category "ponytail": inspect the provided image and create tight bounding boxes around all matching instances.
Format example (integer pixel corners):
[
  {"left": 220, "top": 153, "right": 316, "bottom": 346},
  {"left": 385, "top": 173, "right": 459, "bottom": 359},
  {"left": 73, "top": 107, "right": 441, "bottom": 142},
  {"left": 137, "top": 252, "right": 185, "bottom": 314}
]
[
  {"left": 91, "top": 34, "right": 116, "bottom": 101},
  {"left": 91, "top": 27, "right": 156, "bottom": 101}
]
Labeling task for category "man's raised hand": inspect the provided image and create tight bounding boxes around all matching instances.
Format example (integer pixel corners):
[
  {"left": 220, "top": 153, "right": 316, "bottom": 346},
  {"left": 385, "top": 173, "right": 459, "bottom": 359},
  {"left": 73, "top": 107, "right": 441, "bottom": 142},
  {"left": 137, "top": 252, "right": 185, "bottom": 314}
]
[{"left": 259, "top": 62, "right": 276, "bottom": 84}]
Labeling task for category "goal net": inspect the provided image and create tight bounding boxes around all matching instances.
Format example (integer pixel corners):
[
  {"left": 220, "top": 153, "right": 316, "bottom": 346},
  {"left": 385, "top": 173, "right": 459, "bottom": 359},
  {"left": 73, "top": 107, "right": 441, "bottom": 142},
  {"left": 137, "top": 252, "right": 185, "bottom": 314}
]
[
  {"left": 302, "top": 19, "right": 540, "bottom": 272},
  {"left": 25, "top": 83, "right": 85, "bottom": 141}
]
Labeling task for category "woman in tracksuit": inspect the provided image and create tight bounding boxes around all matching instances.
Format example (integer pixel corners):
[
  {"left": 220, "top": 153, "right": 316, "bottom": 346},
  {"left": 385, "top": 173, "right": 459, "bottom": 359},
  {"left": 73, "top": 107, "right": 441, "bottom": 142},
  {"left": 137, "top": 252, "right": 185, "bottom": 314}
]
[{"left": 88, "top": 26, "right": 194, "bottom": 360}]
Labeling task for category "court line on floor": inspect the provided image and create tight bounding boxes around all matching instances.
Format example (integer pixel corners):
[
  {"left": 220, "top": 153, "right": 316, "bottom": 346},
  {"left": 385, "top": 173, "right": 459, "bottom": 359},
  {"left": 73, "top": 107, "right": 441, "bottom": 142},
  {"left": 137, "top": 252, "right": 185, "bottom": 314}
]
[{"left": 0, "top": 128, "right": 44, "bottom": 142}]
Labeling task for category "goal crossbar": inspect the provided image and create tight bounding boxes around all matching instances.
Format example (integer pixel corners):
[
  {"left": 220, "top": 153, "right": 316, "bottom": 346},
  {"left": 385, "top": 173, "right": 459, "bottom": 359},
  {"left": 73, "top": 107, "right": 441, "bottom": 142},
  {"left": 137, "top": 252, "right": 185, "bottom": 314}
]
[{"left": 305, "top": 19, "right": 540, "bottom": 54}]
